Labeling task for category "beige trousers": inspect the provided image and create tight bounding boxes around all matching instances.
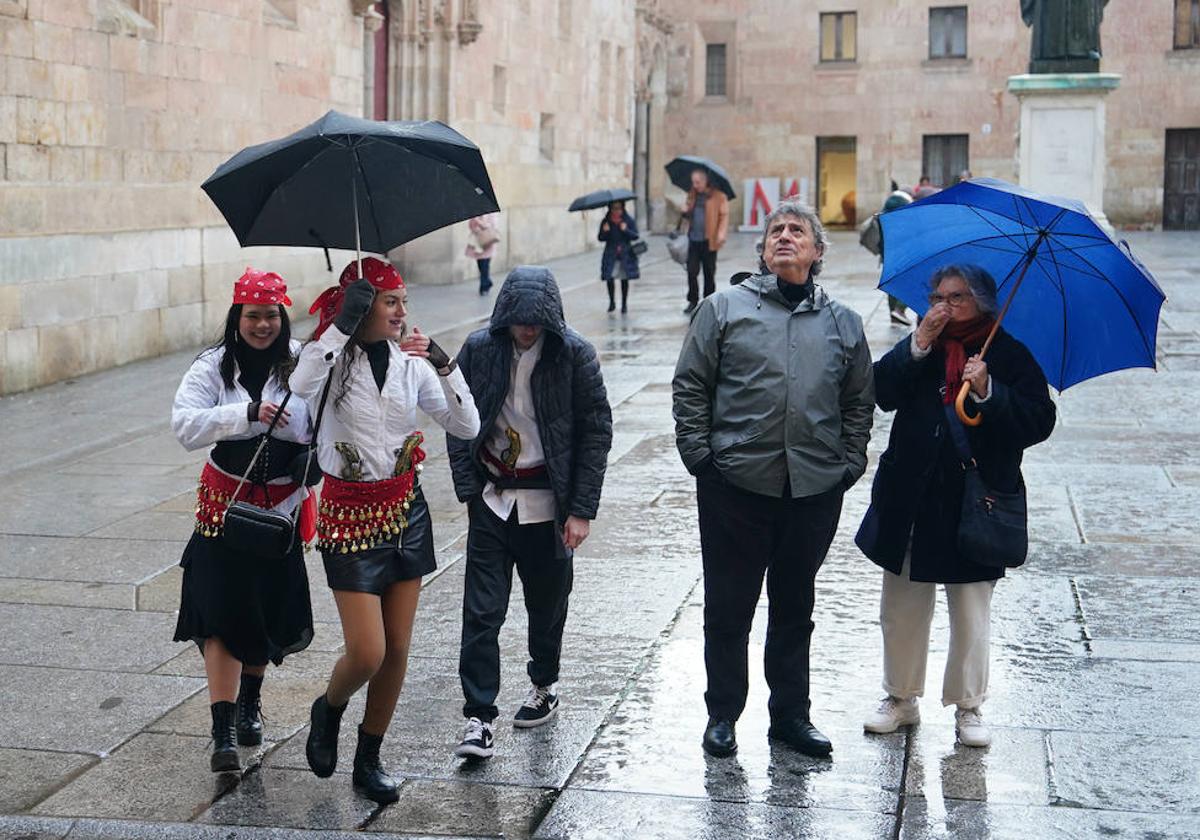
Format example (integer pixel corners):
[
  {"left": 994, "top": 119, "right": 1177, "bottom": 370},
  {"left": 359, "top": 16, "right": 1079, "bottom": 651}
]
[{"left": 880, "top": 559, "right": 996, "bottom": 708}]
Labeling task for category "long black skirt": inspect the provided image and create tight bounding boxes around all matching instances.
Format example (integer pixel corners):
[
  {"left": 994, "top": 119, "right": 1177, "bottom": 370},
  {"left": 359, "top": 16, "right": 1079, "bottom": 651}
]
[
  {"left": 322, "top": 487, "right": 436, "bottom": 595},
  {"left": 174, "top": 530, "right": 314, "bottom": 667}
]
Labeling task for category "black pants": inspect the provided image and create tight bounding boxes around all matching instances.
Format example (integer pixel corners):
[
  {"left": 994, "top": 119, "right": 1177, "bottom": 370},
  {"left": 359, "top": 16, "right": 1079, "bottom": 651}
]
[
  {"left": 697, "top": 472, "right": 844, "bottom": 723},
  {"left": 459, "top": 499, "right": 573, "bottom": 722},
  {"left": 477, "top": 258, "right": 492, "bottom": 291},
  {"left": 686, "top": 240, "right": 717, "bottom": 303}
]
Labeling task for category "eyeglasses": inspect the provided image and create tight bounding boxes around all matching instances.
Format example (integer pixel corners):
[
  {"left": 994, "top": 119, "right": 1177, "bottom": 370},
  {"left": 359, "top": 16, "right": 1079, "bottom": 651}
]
[{"left": 928, "top": 292, "right": 973, "bottom": 307}]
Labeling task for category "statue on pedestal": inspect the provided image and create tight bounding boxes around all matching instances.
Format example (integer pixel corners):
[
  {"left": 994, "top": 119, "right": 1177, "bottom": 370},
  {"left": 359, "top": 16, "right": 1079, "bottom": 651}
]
[{"left": 1020, "top": 0, "right": 1108, "bottom": 74}]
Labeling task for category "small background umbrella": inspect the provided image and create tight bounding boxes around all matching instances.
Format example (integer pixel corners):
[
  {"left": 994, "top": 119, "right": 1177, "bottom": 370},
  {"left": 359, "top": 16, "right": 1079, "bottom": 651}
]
[
  {"left": 569, "top": 188, "right": 637, "bottom": 212},
  {"left": 879, "top": 178, "right": 1165, "bottom": 423},
  {"left": 665, "top": 155, "right": 736, "bottom": 200},
  {"left": 202, "top": 110, "right": 499, "bottom": 266}
]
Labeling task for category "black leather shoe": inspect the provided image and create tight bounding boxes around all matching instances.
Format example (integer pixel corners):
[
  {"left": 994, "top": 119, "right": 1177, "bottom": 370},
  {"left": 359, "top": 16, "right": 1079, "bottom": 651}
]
[
  {"left": 305, "top": 694, "right": 346, "bottom": 778},
  {"left": 768, "top": 718, "right": 833, "bottom": 757},
  {"left": 235, "top": 691, "right": 263, "bottom": 746},
  {"left": 352, "top": 725, "right": 400, "bottom": 804},
  {"left": 209, "top": 701, "right": 240, "bottom": 773},
  {"left": 702, "top": 719, "right": 738, "bottom": 757}
]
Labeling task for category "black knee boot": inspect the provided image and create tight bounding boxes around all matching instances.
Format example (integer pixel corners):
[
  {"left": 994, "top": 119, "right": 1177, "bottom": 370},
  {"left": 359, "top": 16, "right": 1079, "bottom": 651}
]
[
  {"left": 621, "top": 278, "right": 629, "bottom": 313},
  {"left": 606, "top": 279, "right": 616, "bottom": 312},
  {"left": 236, "top": 673, "right": 264, "bottom": 746},
  {"left": 210, "top": 701, "right": 240, "bottom": 773},
  {"left": 352, "top": 725, "right": 399, "bottom": 804},
  {"left": 305, "top": 693, "right": 346, "bottom": 778}
]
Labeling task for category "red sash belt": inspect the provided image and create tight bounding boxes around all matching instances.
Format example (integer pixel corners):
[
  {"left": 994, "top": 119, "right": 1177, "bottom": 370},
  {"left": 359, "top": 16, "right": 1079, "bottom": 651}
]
[
  {"left": 317, "top": 446, "right": 426, "bottom": 555},
  {"left": 194, "top": 462, "right": 301, "bottom": 538},
  {"left": 481, "top": 448, "right": 549, "bottom": 480}
]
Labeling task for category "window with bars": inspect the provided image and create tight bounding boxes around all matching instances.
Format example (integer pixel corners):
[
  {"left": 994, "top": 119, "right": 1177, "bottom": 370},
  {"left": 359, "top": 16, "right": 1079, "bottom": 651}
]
[
  {"left": 929, "top": 6, "right": 967, "bottom": 59},
  {"left": 705, "top": 43, "right": 727, "bottom": 96},
  {"left": 1176, "top": 0, "right": 1200, "bottom": 49},
  {"left": 820, "top": 12, "right": 856, "bottom": 62},
  {"left": 922, "top": 134, "right": 969, "bottom": 189}
]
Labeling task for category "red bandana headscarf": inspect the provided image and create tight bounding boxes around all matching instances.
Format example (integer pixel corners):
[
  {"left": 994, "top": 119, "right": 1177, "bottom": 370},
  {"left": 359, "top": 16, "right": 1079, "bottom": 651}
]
[
  {"left": 233, "top": 268, "right": 291, "bottom": 307},
  {"left": 937, "top": 316, "right": 996, "bottom": 404},
  {"left": 309, "top": 257, "right": 405, "bottom": 339}
]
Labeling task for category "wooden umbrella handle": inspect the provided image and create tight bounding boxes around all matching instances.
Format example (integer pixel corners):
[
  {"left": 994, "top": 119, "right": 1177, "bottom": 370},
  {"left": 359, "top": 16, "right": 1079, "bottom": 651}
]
[{"left": 955, "top": 380, "right": 983, "bottom": 427}]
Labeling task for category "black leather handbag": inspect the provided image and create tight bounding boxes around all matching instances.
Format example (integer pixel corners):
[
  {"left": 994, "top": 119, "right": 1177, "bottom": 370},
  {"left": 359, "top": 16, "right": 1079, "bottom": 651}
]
[
  {"left": 943, "top": 404, "right": 1028, "bottom": 569},
  {"left": 223, "top": 391, "right": 305, "bottom": 559},
  {"left": 630, "top": 238, "right": 649, "bottom": 256}
]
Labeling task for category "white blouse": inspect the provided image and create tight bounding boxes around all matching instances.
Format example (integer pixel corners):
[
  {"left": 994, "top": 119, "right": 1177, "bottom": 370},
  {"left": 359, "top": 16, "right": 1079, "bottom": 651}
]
[
  {"left": 171, "top": 341, "right": 312, "bottom": 513},
  {"left": 291, "top": 326, "right": 480, "bottom": 483}
]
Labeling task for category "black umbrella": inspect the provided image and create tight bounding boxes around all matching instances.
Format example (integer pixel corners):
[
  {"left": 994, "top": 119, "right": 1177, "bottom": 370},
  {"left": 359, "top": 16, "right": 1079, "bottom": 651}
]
[
  {"left": 665, "top": 155, "right": 735, "bottom": 199},
  {"left": 201, "top": 110, "right": 500, "bottom": 261},
  {"left": 568, "top": 187, "right": 637, "bottom": 212}
]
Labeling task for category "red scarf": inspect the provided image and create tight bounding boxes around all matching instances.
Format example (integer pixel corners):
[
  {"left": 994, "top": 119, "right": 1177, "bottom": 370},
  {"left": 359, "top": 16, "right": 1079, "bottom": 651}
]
[{"left": 936, "top": 316, "right": 995, "bottom": 405}]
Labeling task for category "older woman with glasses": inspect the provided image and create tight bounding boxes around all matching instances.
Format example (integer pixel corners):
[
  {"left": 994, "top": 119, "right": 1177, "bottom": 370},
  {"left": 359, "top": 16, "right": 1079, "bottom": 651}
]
[{"left": 855, "top": 264, "right": 1055, "bottom": 748}]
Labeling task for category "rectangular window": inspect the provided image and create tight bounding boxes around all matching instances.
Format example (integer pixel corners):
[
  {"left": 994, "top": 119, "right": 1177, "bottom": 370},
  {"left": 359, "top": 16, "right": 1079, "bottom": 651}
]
[
  {"left": 1176, "top": 0, "right": 1200, "bottom": 49},
  {"left": 929, "top": 6, "right": 968, "bottom": 59},
  {"left": 600, "top": 40, "right": 611, "bottom": 122},
  {"left": 922, "top": 134, "right": 970, "bottom": 189},
  {"left": 819, "top": 12, "right": 856, "bottom": 62},
  {"left": 492, "top": 65, "right": 506, "bottom": 116},
  {"left": 539, "top": 113, "right": 555, "bottom": 162},
  {"left": 616, "top": 45, "right": 626, "bottom": 124},
  {"left": 705, "top": 43, "right": 727, "bottom": 96}
]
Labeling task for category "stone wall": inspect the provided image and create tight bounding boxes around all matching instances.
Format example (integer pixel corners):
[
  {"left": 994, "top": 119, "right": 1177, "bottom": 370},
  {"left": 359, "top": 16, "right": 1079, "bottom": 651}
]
[
  {"left": 0, "top": 0, "right": 370, "bottom": 394},
  {"left": 655, "top": 0, "right": 1197, "bottom": 230}
]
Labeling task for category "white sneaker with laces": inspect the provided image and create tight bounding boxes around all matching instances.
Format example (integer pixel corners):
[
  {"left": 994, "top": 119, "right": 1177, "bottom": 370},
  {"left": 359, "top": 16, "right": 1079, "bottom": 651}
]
[
  {"left": 454, "top": 717, "right": 494, "bottom": 759},
  {"left": 955, "top": 706, "right": 992, "bottom": 748},
  {"left": 863, "top": 696, "right": 920, "bottom": 734}
]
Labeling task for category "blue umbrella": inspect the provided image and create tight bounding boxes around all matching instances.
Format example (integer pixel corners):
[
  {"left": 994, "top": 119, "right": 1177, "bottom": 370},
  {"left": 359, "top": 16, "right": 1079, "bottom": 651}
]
[{"left": 879, "top": 177, "right": 1165, "bottom": 424}]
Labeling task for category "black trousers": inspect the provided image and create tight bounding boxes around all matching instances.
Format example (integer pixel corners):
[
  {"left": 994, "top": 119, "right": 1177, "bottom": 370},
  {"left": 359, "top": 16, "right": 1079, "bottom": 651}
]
[
  {"left": 697, "top": 472, "right": 844, "bottom": 723},
  {"left": 459, "top": 499, "right": 573, "bottom": 722},
  {"left": 686, "top": 239, "right": 717, "bottom": 303}
]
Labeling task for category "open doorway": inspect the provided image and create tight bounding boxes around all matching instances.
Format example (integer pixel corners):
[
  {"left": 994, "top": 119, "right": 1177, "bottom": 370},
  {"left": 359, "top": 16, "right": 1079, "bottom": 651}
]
[{"left": 816, "top": 136, "right": 857, "bottom": 228}]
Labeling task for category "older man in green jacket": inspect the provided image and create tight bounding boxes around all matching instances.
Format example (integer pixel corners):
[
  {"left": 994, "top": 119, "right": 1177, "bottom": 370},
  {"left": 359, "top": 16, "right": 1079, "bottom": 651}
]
[{"left": 673, "top": 200, "right": 875, "bottom": 759}]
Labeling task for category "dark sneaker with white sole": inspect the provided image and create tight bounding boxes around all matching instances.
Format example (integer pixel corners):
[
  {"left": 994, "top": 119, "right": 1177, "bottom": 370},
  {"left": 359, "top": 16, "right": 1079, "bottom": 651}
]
[
  {"left": 454, "top": 717, "right": 495, "bottom": 759},
  {"left": 513, "top": 684, "right": 559, "bottom": 728}
]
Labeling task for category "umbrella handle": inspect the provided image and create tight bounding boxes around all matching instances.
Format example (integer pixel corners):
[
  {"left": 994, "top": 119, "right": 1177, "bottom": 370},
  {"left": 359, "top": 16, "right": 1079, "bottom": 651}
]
[{"left": 955, "top": 381, "right": 983, "bottom": 427}]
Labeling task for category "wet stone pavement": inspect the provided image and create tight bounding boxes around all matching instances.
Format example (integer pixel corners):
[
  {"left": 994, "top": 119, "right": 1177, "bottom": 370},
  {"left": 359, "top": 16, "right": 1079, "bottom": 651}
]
[{"left": 0, "top": 231, "right": 1198, "bottom": 839}]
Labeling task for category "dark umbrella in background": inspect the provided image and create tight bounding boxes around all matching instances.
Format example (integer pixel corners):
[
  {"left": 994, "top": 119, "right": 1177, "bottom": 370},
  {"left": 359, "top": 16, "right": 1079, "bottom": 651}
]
[
  {"left": 201, "top": 110, "right": 500, "bottom": 273},
  {"left": 665, "top": 155, "right": 736, "bottom": 200},
  {"left": 568, "top": 188, "right": 637, "bottom": 212},
  {"left": 879, "top": 178, "right": 1166, "bottom": 424}
]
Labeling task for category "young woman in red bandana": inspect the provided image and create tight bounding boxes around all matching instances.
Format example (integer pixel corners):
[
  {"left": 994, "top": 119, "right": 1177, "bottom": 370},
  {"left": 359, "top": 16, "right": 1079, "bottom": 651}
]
[
  {"left": 291, "top": 257, "right": 480, "bottom": 803},
  {"left": 171, "top": 269, "right": 316, "bottom": 774}
]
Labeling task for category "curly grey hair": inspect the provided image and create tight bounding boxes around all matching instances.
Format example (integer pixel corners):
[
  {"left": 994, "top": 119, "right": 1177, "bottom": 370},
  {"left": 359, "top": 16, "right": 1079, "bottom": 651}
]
[{"left": 756, "top": 200, "right": 830, "bottom": 280}]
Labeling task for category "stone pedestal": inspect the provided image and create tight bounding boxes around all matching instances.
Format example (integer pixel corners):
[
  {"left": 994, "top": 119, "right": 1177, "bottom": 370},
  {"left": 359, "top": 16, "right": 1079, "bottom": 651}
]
[{"left": 1007, "top": 73, "right": 1120, "bottom": 233}]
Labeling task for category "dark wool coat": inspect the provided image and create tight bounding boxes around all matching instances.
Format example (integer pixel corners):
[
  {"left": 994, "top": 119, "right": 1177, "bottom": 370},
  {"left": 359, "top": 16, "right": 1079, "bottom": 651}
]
[
  {"left": 447, "top": 266, "right": 613, "bottom": 524},
  {"left": 598, "top": 212, "right": 641, "bottom": 281},
  {"left": 855, "top": 330, "right": 1056, "bottom": 583}
]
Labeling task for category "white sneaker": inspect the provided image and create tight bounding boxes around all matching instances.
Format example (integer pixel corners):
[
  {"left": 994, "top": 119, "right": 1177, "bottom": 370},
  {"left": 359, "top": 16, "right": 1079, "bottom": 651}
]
[
  {"left": 454, "top": 717, "right": 494, "bottom": 759},
  {"left": 955, "top": 707, "right": 992, "bottom": 748},
  {"left": 864, "top": 696, "right": 921, "bottom": 734}
]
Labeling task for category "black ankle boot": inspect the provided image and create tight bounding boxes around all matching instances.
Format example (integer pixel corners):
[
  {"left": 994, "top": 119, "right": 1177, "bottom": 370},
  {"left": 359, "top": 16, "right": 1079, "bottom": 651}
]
[
  {"left": 210, "top": 701, "right": 240, "bottom": 773},
  {"left": 305, "top": 694, "right": 346, "bottom": 778},
  {"left": 352, "top": 725, "right": 399, "bottom": 804},
  {"left": 236, "top": 675, "right": 264, "bottom": 746}
]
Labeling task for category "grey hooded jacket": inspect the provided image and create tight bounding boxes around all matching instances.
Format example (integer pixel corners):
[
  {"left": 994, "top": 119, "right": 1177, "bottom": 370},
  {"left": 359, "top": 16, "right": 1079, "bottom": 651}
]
[{"left": 672, "top": 273, "right": 875, "bottom": 498}]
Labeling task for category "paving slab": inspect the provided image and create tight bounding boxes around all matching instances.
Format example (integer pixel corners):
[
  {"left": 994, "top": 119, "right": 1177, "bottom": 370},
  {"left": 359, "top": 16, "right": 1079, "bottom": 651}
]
[
  {"left": 193, "top": 767, "right": 378, "bottom": 831},
  {"left": 899, "top": 796, "right": 1200, "bottom": 840},
  {"left": 0, "top": 603, "right": 180, "bottom": 672},
  {"left": 367, "top": 779, "right": 555, "bottom": 839},
  {"left": 1049, "top": 731, "right": 1200, "bottom": 813},
  {"left": 0, "top": 749, "right": 95, "bottom": 813}
]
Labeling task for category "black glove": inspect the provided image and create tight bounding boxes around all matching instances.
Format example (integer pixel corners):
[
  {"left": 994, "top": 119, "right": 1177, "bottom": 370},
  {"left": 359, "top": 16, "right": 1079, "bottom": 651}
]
[
  {"left": 334, "top": 278, "right": 375, "bottom": 336},
  {"left": 426, "top": 337, "right": 452, "bottom": 372}
]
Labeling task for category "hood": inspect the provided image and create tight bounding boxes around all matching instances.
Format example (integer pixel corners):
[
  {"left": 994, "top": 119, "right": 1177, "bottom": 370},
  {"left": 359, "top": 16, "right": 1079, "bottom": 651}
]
[
  {"left": 489, "top": 265, "right": 567, "bottom": 336},
  {"left": 740, "top": 272, "right": 830, "bottom": 310}
]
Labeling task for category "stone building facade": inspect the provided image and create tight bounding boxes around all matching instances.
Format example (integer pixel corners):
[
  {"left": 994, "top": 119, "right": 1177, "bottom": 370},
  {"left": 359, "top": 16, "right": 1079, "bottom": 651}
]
[
  {"left": 652, "top": 0, "right": 1200, "bottom": 232},
  {"left": 0, "top": 0, "right": 637, "bottom": 394}
]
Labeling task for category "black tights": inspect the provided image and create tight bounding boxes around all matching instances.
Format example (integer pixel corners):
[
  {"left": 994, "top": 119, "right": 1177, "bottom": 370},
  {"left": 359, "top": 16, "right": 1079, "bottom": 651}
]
[{"left": 606, "top": 278, "right": 629, "bottom": 309}]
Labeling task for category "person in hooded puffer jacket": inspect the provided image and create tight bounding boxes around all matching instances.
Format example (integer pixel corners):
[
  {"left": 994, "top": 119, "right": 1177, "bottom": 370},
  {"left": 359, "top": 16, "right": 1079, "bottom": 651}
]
[{"left": 446, "top": 265, "right": 613, "bottom": 760}]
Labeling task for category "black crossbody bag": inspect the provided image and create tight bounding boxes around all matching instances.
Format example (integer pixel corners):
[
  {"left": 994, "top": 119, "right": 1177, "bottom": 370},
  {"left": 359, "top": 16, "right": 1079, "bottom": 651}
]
[
  {"left": 223, "top": 377, "right": 333, "bottom": 559},
  {"left": 942, "top": 403, "right": 1028, "bottom": 569}
]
